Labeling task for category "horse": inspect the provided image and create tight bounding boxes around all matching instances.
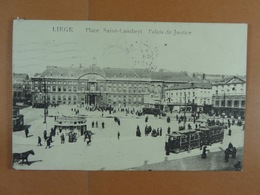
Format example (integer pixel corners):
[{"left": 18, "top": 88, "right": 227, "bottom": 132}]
[{"left": 13, "top": 150, "right": 35, "bottom": 165}]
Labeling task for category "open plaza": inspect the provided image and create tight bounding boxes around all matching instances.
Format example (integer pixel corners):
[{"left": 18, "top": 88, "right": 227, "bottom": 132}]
[{"left": 13, "top": 104, "right": 244, "bottom": 170}]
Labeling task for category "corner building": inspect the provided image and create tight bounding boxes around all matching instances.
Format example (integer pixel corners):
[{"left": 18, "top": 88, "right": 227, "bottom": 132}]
[{"left": 31, "top": 65, "right": 197, "bottom": 108}]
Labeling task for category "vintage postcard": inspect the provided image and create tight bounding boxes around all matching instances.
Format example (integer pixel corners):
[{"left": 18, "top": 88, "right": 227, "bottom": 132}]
[{"left": 12, "top": 20, "right": 247, "bottom": 170}]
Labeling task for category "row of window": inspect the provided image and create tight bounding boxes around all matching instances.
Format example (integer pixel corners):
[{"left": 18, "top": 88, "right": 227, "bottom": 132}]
[
  {"left": 215, "top": 100, "right": 245, "bottom": 107},
  {"left": 166, "top": 90, "right": 211, "bottom": 97},
  {"left": 33, "top": 80, "right": 182, "bottom": 91}
]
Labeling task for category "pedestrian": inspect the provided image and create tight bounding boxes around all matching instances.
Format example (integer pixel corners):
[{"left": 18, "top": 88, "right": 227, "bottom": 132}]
[
  {"left": 228, "top": 119, "right": 231, "bottom": 128},
  {"left": 45, "top": 137, "right": 51, "bottom": 149},
  {"left": 228, "top": 128, "right": 232, "bottom": 136},
  {"left": 225, "top": 149, "right": 229, "bottom": 162},
  {"left": 25, "top": 127, "right": 29, "bottom": 138},
  {"left": 159, "top": 127, "right": 162, "bottom": 136},
  {"left": 102, "top": 122, "right": 105, "bottom": 129},
  {"left": 167, "top": 127, "right": 171, "bottom": 134},
  {"left": 117, "top": 131, "right": 120, "bottom": 140},
  {"left": 92, "top": 121, "right": 95, "bottom": 128},
  {"left": 157, "top": 128, "right": 160, "bottom": 136},
  {"left": 49, "top": 133, "right": 53, "bottom": 143},
  {"left": 145, "top": 116, "right": 148, "bottom": 123},
  {"left": 232, "top": 147, "right": 237, "bottom": 158},
  {"left": 43, "top": 130, "right": 47, "bottom": 141},
  {"left": 96, "top": 121, "right": 98, "bottom": 128},
  {"left": 87, "top": 133, "right": 91, "bottom": 145},
  {"left": 145, "top": 125, "right": 148, "bottom": 136},
  {"left": 201, "top": 146, "right": 207, "bottom": 159},
  {"left": 51, "top": 128, "right": 54, "bottom": 137},
  {"left": 84, "top": 131, "right": 88, "bottom": 142},
  {"left": 118, "top": 119, "right": 120, "bottom": 126},
  {"left": 38, "top": 136, "right": 42, "bottom": 146},
  {"left": 61, "top": 133, "right": 65, "bottom": 144},
  {"left": 53, "top": 127, "right": 56, "bottom": 137}
]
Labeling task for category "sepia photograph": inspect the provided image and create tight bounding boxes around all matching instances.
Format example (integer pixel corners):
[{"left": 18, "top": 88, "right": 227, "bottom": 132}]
[{"left": 12, "top": 20, "right": 247, "bottom": 170}]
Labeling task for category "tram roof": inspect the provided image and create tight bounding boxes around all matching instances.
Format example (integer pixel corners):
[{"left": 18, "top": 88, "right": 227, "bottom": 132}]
[
  {"left": 179, "top": 129, "right": 197, "bottom": 134},
  {"left": 167, "top": 129, "right": 197, "bottom": 136},
  {"left": 199, "top": 125, "right": 222, "bottom": 131}
]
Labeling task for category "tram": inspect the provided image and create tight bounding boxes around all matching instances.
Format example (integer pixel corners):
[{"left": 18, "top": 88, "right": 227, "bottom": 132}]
[
  {"left": 142, "top": 107, "right": 161, "bottom": 115},
  {"left": 165, "top": 125, "right": 224, "bottom": 155}
]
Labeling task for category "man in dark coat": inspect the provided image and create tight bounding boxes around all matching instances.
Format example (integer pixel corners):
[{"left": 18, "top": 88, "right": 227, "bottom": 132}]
[
  {"left": 45, "top": 137, "right": 51, "bottom": 149},
  {"left": 38, "top": 136, "right": 42, "bottom": 146},
  {"left": 232, "top": 147, "right": 237, "bottom": 158},
  {"left": 102, "top": 122, "right": 105, "bottom": 129},
  {"left": 25, "top": 127, "right": 29, "bottom": 138},
  {"left": 228, "top": 128, "right": 232, "bottom": 136},
  {"left": 159, "top": 128, "right": 162, "bottom": 136},
  {"left": 167, "top": 127, "right": 171, "bottom": 134},
  {"left": 117, "top": 131, "right": 120, "bottom": 140},
  {"left": 225, "top": 149, "right": 229, "bottom": 162},
  {"left": 202, "top": 146, "right": 208, "bottom": 159},
  {"left": 61, "top": 133, "right": 65, "bottom": 144},
  {"left": 43, "top": 130, "right": 47, "bottom": 141},
  {"left": 87, "top": 133, "right": 91, "bottom": 145}
]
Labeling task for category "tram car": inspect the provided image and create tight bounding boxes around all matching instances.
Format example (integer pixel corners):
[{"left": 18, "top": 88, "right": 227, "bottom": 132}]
[
  {"left": 165, "top": 125, "right": 224, "bottom": 155},
  {"left": 142, "top": 107, "right": 161, "bottom": 116}
]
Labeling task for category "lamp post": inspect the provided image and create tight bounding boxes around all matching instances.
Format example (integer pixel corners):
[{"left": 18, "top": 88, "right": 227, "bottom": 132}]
[
  {"left": 222, "top": 92, "right": 226, "bottom": 125},
  {"left": 183, "top": 92, "right": 187, "bottom": 130},
  {"left": 40, "top": 76, "right": 48, "bottom": 130}
]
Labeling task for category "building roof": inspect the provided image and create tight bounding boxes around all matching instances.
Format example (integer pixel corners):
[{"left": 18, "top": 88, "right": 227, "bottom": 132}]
[
  {"left": 150, "top": 71, "right": 195, "bottom": 82},
  {"left": 212, "top": 75, "right": 246, "bottom": 86},
  {"left": 13, "top": 73, "right": 29, "bottom": 81},
  {"left": 33, "top": 65, "right": 197, "bottom": 82},
  {"left": 166, "top": 82, "right": 212, "bottom": 90}
]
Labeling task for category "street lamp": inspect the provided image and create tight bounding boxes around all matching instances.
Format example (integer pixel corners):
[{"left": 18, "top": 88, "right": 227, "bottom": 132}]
[
  {"left": 40, "top": 76, "right": 48, "bottom": 130},
  {"left": 183, "top": 92, "right": 187, "bottom": 130}
]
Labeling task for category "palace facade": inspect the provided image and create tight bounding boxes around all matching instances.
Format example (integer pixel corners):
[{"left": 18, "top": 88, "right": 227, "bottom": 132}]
[
  {"left": 31, "top": 65, "right": 197, "bottom": 108},
  {"left": 212, "top": 76, "right": 246, "bottom": 119}
]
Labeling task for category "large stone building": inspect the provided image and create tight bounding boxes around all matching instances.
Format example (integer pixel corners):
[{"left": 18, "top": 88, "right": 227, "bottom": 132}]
[
  {"left": 12, "top": 73, "right": 31, "bottom": 105},
  {"left": 165, "top": 82, "right": 213, "bottom": 112},
  {"left": 31, "top": 65, "right": 198, "bottom": 108},
  {"left": 212, "top": 76, "right": 246, "bottom": 119}
]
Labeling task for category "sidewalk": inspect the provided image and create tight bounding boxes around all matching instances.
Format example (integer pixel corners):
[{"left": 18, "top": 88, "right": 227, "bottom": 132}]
[{"left": 129, "top": 147, "right": 243, "bottom": 171}]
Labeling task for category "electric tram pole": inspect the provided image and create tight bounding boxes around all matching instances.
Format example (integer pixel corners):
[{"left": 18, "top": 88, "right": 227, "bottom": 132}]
[
  {"left": 183, "top": 92, "right": 187, "bottom": 130},
  {"left": 41, "top": 76, "right": 48, "bottom": 131}
]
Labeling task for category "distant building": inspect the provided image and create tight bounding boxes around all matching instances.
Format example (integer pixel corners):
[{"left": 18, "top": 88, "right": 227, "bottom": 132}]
[
  {"left": 12, "top": 73, "right": 31, "bottom": 105},
  {"left": 31, "top": 65, "right": 197, "bottom": 108},
  {"left": 212, "top": 76, "right": 246, "bottom": 119},
  {"left": 165, "top": 82, "right": 212, "bottom": 112}
]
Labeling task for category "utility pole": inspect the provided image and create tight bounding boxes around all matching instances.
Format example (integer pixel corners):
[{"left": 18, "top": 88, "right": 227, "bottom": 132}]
[
  {"left": 222, "top": 92, "right": 226, "bottom": 124},
  {"left": 183, "top": 92, "right": 187, "bottom": 130},
  {"left": 42, "top": 77, "right": 48, "bottom": 130}
]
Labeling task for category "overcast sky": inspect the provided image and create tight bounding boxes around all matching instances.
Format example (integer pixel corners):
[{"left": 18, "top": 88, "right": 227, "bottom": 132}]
[{"left": 13, "top": 20, "right": 247, "bottom": 77}]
